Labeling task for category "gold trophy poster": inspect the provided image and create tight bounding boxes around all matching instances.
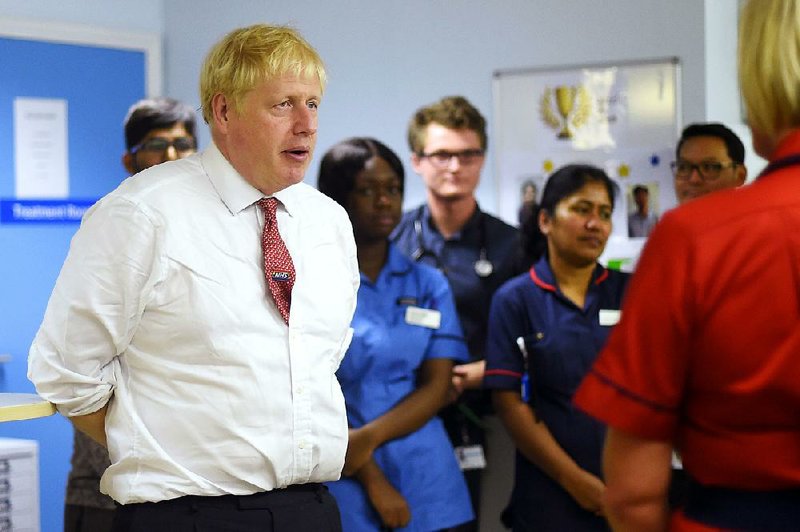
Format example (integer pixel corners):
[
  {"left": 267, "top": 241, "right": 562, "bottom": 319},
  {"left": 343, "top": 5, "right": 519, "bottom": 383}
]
[{"left": 492, "top": 58, "right": 680, "bottom": 270}]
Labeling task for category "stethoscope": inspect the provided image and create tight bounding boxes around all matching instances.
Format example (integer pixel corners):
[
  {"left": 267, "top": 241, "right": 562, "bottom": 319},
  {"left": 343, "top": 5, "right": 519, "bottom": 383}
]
[{"left": 410, "top": 205, "right": 494, "bottom": 277}]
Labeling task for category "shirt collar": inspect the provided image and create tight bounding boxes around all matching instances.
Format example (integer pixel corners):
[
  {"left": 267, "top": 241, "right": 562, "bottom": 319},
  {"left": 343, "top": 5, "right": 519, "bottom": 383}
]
[
  {"left": 421, "top": 202, "right": 483, "bottom": 240},
  {"left": 359, "top": 244, "right": 413, "bottom": 286},
  {"left": 386, "top": 243, "right": 414, "bottom": 276},
  {"left": 529, "top": 255, "right": 609, "bottom": 293},
  {"left": 200, "top": 142, "right": 299, "bottom": 217}
]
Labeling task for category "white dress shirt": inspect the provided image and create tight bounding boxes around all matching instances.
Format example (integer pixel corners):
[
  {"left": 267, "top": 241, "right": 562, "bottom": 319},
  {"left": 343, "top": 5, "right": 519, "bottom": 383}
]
[{"left": 28, "top": 143, "right": 359, "bottom": 504}]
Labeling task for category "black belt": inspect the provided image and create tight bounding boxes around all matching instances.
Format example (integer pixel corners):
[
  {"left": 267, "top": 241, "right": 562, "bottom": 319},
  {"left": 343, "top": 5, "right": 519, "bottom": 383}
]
[
  {"left": 684, "top": 477, "right": 800, "bottom": 530},
  {"left": 122, "top": 483, "right": 326, "bottom": 510}
]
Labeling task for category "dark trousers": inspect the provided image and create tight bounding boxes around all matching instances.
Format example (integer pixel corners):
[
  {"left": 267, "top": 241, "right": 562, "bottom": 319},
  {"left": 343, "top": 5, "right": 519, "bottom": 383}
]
[
  {"left": 65, "top": 504, "right": 116, "bottom": 532},
  {"left": 112, "top": 484, "right": 341, "bottom": 532}
]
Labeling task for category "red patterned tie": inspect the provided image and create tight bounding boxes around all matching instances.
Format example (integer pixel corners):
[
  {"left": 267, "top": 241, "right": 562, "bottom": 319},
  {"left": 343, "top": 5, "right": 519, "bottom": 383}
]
[{"left": 258, "top": 198, "right": 295, "bottom": 324}]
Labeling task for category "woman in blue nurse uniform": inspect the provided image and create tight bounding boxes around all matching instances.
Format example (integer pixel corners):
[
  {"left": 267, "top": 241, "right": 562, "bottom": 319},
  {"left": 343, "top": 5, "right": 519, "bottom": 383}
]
[
  {"left": 317, "top": 137, "right": 474, "bottom": 532},
  {"left": 484, "top": 164, "right": 628, "bottom": 531}
]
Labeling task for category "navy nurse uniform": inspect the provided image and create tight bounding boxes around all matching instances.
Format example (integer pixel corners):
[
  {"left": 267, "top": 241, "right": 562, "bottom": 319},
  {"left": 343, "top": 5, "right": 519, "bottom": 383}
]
[
  {"left": 484, "top": 256, "right": 628, "bottom": 531},
  {"left": 327, "top": 245, "right": 474, "bottom": 531}
]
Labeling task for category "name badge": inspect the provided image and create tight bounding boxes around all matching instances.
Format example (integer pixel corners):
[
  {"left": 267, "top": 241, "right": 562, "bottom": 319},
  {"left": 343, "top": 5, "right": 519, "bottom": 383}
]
[
  {"left": 454, "top": 445, "right": 487, "bottom": 470},
  {"left": 405, "top": 306, "right": 441, "bottom": 329},
  {"left": 599, "top": 309, "right": 621, "bottom": 326},
  {"left": 271, "top": 271, "right": 291, "bottom": 282}
]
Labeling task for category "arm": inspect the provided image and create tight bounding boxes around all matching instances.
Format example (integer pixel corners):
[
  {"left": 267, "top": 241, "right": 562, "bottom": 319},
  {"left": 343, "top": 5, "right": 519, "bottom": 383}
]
[
  {"left": 355, "top": 459, "right": 411, "bottom": 529},
  {"left": 449, "top": 359, "right": 486, "bottom": 401},
  {"left": 603, "top": 428, "right": 672, "bottom": 532},
  {"left": 28, "top": 199, "right": 158, "bottom": 421},
  {"left": 343, "top": 357, "right": 453, "bottom": 475},
  {"left": 493, "top": 389, "right": 605, "bottom": 515},
  {"left": 70, "top": 404, "right": 109, "bottom": 448}
]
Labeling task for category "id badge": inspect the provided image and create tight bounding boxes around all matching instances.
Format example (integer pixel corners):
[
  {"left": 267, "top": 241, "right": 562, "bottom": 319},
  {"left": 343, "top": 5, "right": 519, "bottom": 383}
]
[
  {"left": 454, "top": 444, "right": 486, "bottom": 470},
  {"left": 599, "top": 309, "right": 621, "bottom": 326},
  {"left": 405, "top": 306, "right": 441, "bottom": 329}
]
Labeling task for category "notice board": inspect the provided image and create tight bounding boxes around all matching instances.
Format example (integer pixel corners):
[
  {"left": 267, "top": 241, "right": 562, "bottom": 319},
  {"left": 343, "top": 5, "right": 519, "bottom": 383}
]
[{"left": 492, "top": 58, "right": 681, "bottom": 269}]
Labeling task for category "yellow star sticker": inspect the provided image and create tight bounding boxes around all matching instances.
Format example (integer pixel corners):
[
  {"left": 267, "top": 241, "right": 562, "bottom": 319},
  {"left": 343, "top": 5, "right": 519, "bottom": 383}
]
[
  {"left": 543, "top": 159, "right": 554, "bottom": 173},
  {"left": 618, "top": 163, "right": 630, "bottom": 178}
]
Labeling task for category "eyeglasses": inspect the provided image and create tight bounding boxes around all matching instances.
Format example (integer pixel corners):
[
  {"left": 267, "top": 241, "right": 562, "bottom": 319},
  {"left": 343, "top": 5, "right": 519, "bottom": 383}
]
[
  {"left": 132, "top": 137, "right": 197, "bottom": 155},
  {"left": 670, "top": 160, "right": 737, "bottom": 181},
  {"left": 419, "top": 149, "right": 484, "bottom": 168}
]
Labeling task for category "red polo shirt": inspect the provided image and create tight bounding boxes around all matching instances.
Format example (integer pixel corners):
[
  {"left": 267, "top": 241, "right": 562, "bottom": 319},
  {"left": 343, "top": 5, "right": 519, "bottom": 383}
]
[{"left": 575, "top": 130, "right": 800, "bottom": 492}]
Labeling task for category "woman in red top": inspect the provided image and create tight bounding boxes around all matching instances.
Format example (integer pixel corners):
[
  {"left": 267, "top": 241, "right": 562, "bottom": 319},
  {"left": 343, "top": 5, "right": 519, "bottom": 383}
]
[{"left": 574, "top": 1, "right": 800, "bottom": 530}]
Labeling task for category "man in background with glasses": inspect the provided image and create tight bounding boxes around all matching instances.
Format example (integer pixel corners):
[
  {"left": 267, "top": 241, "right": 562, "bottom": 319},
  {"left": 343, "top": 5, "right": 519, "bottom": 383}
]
[
  {"left": 63, "top": 96, "right": 196, "bottom": 532},
  {"left": 122, "top": 97, "right": 197, "bottom": 175},
  {"left": 391, "top": 95, "right": 519, "bottom": 531},
  {"left": 672, "top": 122, "right": 747, "bottom": 205}
]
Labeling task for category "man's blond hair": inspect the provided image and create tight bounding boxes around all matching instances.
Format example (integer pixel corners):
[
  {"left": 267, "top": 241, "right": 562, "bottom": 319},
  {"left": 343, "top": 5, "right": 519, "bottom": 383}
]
[{"left": 199, "top": 24, "right": 326, "bottom": 124}]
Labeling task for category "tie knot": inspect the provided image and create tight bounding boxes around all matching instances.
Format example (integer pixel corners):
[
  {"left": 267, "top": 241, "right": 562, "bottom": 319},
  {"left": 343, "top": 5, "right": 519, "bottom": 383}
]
[{"left": 258, "top": 197, "right": 278, "bottom": 219}]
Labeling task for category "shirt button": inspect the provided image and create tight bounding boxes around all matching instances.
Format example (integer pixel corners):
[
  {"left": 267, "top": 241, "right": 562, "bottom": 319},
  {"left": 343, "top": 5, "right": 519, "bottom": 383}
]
[
  {"left": 297, "top": 386, "right": 304, "bottom": 395},
  {"left": 298, "top": 441, "right": 306, "bottom": 449}
]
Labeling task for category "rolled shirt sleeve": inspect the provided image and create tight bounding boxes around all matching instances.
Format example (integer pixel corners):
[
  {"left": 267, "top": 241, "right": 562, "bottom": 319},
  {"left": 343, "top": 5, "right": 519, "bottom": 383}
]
[{"left": 28, "top": 196, "right": 162, "bottom": 417}]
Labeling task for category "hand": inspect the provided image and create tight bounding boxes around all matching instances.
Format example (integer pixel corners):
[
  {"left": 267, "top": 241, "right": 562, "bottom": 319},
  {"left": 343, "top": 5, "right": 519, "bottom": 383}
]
[
  {"left": 563, "top": 469, "right": 606, "bottom": 516},
  {"left": 343, "top": 426, "right": 377, "bottom": 476},
  {"left": 365, "top": 476, "right": 411, "bottom": 529},
  {"left": 448, "top": 360, "right": 486, "bottom": 402}
]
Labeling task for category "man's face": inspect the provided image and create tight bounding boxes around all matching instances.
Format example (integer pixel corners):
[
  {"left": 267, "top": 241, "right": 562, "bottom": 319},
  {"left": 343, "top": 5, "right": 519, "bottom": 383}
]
[
  {"left": 410, "top": 123, "right": 484, "bottom": 202},
  {"left": 633, "top": 189, "right": 649, "bottom": 211},
  {"left": 123, "top": 123, "right": 196, "bottom": 174},
  {"left": 674, "top": 136, "right": 746, "bottom": 204},
  {"left": 213, "top": 73, "right": 320, "bottom": 195}
]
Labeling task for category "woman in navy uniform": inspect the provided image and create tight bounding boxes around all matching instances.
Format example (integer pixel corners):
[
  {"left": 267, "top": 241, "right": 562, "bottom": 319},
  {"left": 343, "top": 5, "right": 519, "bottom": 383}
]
[
  {"left": 483, "top": 164, "right": 628, "bottom": 531},
  {"left": 318, "top": 138, "right": 474, "bottom": 531}
]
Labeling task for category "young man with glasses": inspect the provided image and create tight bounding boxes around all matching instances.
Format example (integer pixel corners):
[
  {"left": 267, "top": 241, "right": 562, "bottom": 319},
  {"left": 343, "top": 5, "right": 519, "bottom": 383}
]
[
  {"left": 62, "top": 97, "right": 196, "bottom": 532},
  {"left": 671, "top": 122, "right": 747, "bottom": 204},
  {"left": 391, "top": 95, "right": 519, "bottom": 530},
  {"left": 122, "top": 97, "right": 198, "bottom": 174}
]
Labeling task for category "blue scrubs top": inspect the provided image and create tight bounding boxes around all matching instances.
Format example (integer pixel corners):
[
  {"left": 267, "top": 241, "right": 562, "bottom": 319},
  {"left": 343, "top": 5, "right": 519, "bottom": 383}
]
[
  {"left": 484, "top": 257, "right": 628, "bottom": 531},
  {"left": 391, "top": 204, "right": 519, "bottom": 360},
  {"left": 327, "top": 244, "right": 474, "bottom": 531}
]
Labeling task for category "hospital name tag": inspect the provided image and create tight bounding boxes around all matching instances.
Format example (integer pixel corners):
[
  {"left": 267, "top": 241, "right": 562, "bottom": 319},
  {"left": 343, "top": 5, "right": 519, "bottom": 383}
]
[
  {"left": 455, "top": 445, "right": 487, "bottom": 470},
  {"left": 405, "top": 306, "right": 441, "bottom": 329},
  {"left": 599, "top": 309, "right": 621, "bottom": 326}
]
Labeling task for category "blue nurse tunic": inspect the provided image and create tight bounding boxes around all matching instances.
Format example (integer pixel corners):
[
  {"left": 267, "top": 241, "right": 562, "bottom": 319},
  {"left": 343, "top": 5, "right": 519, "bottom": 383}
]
[
  {"left": 327, "top": 244, "right": 474, "bottom": 531},
  {"left": 484, "top": 257, "right": 628, "bottom": 531}
]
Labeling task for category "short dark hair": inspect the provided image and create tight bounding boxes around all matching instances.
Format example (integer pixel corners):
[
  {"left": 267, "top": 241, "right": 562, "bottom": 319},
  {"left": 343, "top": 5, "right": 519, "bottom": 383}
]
[
  {"left": 124, "top": 97, "right": 197, "bottom": 150},
  {"left": 520, "top": 164, "right": 617, "bottom": 265},
  {"left": 632, "top": 185, "right": 649, "bottom": 195},
  {"left": 676, "top": 123, "right": 745, "bottom": 164},
  {"left": 317, "top": 137, "right": 405, "bottom": 209}
]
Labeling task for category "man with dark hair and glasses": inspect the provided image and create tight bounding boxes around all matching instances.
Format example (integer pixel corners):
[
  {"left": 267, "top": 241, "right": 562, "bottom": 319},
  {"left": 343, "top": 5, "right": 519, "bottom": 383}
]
[
  {"left": 122, "top": 97, "right": 197, "bottom": 174},
  {"left": 62, "top": 96, "right": 196, "bottom": 532},
  {"left": 672, "top": 122, "right": 747, "bottom": 204},
  {"left": 391, "top": 95, "right": 519, "bottom": 530}
]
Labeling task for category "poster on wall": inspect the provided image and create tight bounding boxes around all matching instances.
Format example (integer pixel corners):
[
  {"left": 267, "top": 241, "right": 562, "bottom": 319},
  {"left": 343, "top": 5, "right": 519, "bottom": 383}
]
[{"left": 492, "top": 58, "right": 681, "bottom": 271}]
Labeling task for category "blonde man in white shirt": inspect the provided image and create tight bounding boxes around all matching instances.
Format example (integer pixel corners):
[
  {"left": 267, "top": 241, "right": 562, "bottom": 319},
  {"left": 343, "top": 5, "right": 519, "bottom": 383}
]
[{"left": 29, "top": 24, "right": 359, "bottom": 532}]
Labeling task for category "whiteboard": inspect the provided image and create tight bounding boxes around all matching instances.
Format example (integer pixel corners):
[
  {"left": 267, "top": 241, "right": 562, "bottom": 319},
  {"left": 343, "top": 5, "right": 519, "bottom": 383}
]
[{"left": 492, "top": 58, "right": 681, "bottom": 270}]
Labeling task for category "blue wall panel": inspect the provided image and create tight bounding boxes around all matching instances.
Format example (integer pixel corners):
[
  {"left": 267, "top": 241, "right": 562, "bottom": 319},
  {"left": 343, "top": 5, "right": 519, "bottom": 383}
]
[{"left": 0, "top": 35, "right": 146, "bottom": 532}]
